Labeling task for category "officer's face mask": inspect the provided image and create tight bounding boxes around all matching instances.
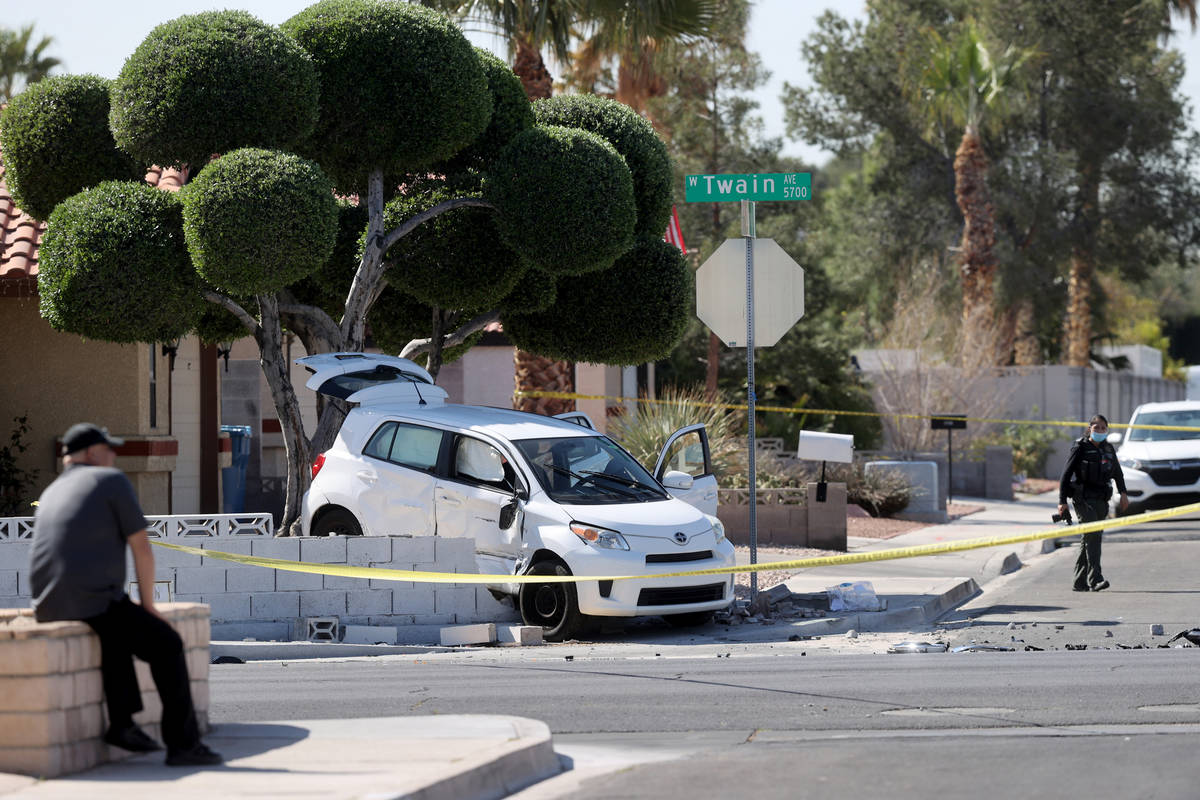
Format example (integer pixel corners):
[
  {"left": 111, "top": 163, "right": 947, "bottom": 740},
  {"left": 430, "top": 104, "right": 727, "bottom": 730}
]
[{"left": 1091, "top": 430, "right": 1108, "bottom": 443}]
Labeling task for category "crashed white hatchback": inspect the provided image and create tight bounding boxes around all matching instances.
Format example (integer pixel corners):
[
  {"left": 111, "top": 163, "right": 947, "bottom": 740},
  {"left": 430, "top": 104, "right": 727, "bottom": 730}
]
[{"left": 296, "top": 353, "right": 734, "bottom": 640}]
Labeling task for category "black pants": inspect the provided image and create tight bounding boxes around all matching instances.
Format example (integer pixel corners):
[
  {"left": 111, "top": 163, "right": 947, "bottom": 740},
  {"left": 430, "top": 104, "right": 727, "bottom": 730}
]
[
  {"left": 1072, "top": 496, "right": 1109, "bottom": 589},
  {"left": 84, "top": 596, "right": 200, "bottom": 751}
]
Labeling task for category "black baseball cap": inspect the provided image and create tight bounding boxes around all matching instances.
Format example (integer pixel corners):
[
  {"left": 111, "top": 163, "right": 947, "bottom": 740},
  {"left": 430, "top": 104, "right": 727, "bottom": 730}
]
[{"left": 62, "top": 423, "right": 125, "bottom": 455}]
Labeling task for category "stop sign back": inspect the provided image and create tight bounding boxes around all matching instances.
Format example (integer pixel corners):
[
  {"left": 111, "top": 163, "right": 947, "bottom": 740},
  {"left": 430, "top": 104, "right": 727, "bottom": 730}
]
[{"left": 696, "top": 238, "right": 804, "bottom": 347}]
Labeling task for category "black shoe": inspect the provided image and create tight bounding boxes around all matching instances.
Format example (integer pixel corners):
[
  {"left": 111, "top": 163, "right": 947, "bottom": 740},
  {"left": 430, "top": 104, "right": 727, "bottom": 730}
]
[
  {"left": 103, "top": 725, "right": 162, "bottom": 752},
  {"left": 1072, "top": 586, "right": 1090, "bottom": 592},
  {"left": 165, "top": 743, "right": 224, "bottom": 767},
  {"left": 1092, "top": 580, "right": 1110, "bottom": 592}
]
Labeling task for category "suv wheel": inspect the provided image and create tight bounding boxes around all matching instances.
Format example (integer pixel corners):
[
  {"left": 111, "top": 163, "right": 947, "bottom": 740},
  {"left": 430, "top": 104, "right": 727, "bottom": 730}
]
[
  {"left": 311, "top": 508, "right": 363, "bottom": 537},
  {"left": 520, "top": 561, "right": 584, "bottom": 641}
]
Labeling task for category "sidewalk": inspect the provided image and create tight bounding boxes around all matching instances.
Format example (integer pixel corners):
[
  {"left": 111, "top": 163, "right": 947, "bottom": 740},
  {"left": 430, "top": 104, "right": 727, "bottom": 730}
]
[{"left": 0, "top": 715, "right": 561, "bottom": 799}]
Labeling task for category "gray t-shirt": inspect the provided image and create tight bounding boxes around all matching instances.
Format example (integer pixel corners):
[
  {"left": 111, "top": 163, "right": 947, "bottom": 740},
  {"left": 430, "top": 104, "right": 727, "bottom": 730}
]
[{"left": 30, "top": 464, "right": 148, "bottom": 621}]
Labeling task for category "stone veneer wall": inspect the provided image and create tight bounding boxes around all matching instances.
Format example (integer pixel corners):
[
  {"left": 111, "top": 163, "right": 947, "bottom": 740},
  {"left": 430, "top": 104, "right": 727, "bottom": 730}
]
[
  {"left": 0, "top": 536, "right": 520, "bottom": 645},
  {"left": 0, "top": 603, "right": 210, "bottom": 778}
]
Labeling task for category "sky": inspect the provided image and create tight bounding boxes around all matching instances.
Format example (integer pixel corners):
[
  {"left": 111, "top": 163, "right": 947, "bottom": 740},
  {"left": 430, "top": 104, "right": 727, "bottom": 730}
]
[{"left": 6, "top": 0, "right": 1200, "bottom": 167}]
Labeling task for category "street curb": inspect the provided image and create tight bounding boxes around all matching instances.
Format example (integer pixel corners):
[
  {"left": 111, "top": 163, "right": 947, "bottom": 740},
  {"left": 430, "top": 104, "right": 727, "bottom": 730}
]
[
  {"left": 407, "top": 717, "right": 562, "bottom": 800},
  {"left": 210, "top": 640, "right": 455, "bottom": 661}
]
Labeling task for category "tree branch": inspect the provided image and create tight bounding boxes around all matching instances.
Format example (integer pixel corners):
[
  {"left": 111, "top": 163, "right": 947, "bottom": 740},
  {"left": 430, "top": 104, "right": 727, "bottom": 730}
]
[
  {"left": 380, "top": 197, "right": 495, "bottom": 253},
  {"left": 400, "top": 309, "right": 501, "bottom": 359},
  {"left": 204, "top": 290, "right": 260, "bottom": 336},
  {"left": 278, "top": 300, "right": 342, "bottom": 351}
]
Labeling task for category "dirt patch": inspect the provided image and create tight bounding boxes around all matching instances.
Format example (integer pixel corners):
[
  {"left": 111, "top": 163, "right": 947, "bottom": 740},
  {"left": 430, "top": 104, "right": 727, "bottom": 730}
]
[{"left": 1016, "top": 477, "right": 1058, "bottom": 495}]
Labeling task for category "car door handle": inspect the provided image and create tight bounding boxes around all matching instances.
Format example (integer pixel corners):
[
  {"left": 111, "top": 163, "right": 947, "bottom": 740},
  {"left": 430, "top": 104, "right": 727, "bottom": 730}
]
[
  {"left": 355, "top": 470, "right": 378, "bottom": 484},
  {"left": 438, "top": 494, "right": 462, "bottom": 507}
]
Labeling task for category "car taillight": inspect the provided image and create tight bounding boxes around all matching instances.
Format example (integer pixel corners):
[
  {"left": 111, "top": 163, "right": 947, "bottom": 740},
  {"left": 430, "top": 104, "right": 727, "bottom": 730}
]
[{"left": 311, "top": 452, "right": 326, "bottom": 480}]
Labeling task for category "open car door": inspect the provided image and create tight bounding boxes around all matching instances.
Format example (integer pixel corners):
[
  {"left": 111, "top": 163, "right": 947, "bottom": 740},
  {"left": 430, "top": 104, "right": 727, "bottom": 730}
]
[{"left": 653, "top": 424, "right": 718, "bottom": 516}]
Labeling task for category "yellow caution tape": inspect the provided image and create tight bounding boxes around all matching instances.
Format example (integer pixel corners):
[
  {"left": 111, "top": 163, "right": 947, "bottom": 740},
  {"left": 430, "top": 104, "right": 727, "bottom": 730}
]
[
  {"left": 151, "top": 501, "right": 1200, "bottom": 584},
  {"left": 516, "top": 390, "right": 1200, "bottom": 432}
]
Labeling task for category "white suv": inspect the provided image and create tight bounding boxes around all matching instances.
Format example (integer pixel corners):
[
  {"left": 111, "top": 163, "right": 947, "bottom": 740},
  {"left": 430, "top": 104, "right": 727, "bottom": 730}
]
[
  {"left": 297, "top": 353, "right": 733, "bottom": 640},
  {"left": 1113, "top": 400, "right": 1200, "bottom": 515}
]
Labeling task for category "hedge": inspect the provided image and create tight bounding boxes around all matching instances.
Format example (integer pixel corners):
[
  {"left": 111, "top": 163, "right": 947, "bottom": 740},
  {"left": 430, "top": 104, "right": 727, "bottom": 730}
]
[
  {"left": 181, "top": 148, "right": 338, "bottom": 295},
  {"left": 533, "top": 94, "right": 672, "bottom": 238},
  {"left": 484, "top": 125, "right": 636, "bottom": 276},
  {"left": 37, "top": 181, "right": 203, "bottom": 343},
  {"left": 282, "top": 0, "right": 490, "bottom": 191},
  {"left": 436, "top": 48, "right": 534, "bottom": 177},
  {"left": 502, "top": 237, "right": 691, "bottom": 365},
  {"left": 0, "top": 74, "right": 142, "bottom": 221},
  {"left": 110, "top": 10, "right": 319, "bottom": 170}
]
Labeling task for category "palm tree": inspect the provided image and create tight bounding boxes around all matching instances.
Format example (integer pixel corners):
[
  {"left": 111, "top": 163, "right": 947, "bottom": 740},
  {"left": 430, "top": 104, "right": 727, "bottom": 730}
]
[
  {"left": 0, "top": 24, "right": 60, "bottom": 102},
  {"left": 909, "top": 20, "right": 1031, "bottom": 364}
]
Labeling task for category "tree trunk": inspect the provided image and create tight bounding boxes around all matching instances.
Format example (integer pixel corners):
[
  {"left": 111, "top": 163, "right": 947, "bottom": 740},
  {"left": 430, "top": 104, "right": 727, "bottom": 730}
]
[
  {"left": 954, "top": 126, "right": 999, "bottom": 363},
  {"left": 254, "top": 293, "right": 311, "bottom": 536},
  {"left": 513, "top": 348, "right": 574, "bottom": 414},
  {"left": 1064, "top": 163, "right": 1100, "bottom": 367},
  {"left": 514, "top": 37, "right": 553, "bottom": 100},
  {"left": 1012, "top": 297, "right": 1041, "bottom": 365}
]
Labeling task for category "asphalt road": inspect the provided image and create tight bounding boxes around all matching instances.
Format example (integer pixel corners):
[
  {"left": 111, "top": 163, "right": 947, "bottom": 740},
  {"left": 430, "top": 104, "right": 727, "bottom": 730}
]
[{"left": 208, "top": 512, "right": 1200, "bottom": 798}]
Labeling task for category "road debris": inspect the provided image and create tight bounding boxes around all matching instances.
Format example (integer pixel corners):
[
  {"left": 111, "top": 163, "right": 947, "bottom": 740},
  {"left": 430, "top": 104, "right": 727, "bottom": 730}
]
[
  {"left": 1151, "top": 624, "right": 1165, "bottom": 636},
  {"left": 952, "top": 644, "right": 1015, "bottom": 653},
  {"left": 887, "top": 641, "right": 948, "bottom": 653},
  {"left": 1165, "top": 629, "right": 1200, "bottom": 646}
]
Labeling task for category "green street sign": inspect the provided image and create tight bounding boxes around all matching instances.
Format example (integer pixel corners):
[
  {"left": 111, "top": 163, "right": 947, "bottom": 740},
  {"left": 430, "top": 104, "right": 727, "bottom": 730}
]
[{"left": 684, "top": 172, "right": 811, "bottom": 203}]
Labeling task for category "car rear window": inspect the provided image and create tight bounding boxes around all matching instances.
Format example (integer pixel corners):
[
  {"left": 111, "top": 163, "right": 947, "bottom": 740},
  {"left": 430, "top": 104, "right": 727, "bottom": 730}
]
[{"left": 318, "top": 365, "right": 432, "bottom": 400}]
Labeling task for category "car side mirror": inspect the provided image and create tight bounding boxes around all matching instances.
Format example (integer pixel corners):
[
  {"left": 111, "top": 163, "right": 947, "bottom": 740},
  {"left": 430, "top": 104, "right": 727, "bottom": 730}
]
[
  {"left": 661, "top": 470, "right": 694, "bottom": 491},
  {"left": 499, "top": 497, "right": 520, "bottom": 530}
]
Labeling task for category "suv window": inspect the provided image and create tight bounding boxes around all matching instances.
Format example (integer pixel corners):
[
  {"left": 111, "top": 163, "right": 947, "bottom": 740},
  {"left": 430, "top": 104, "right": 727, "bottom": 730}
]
[
  {"left": 452, "top": 436, "right": 518, "bottom": 492},
  {"left": 363, "top": 421, "right": 443, "bottom": 471},
  {"left": 659, "top": 430, "right": 710, "bottom": 478}
]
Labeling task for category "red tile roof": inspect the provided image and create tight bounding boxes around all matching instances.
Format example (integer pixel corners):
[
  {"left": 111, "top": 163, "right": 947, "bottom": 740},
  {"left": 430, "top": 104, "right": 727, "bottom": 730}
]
[{"left": 0, "top": 142, "right": 186, "bottom": 286}]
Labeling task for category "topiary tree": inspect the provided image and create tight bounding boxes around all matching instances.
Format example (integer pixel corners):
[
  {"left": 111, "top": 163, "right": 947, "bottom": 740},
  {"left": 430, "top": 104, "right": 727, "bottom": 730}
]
[{"left": 6, "top": 1, "right": 688, "bottom": 534}]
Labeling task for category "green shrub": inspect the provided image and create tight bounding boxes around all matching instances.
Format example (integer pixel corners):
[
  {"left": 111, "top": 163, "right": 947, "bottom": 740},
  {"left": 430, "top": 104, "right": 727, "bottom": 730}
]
[
  {"left": 436, "top": 48, "right": 534, "bottom": 177},
  {"left": 533, "top": 94, "right": 672, "bottom": 239},
  {"left": 971, "top": 418, "right": 1059, "bottom": 477},
  {"left": 502, "top": 236, "right": 690, "bottom": 365},
  {"left": 484, "top": 125, "right": 636, "bottom": 275},
  {"left": 606, "top": 384, "right": 745, "bottom": 479},
  {"left": 842, "top": 463, "right": 915, "bottom": 517},
  {"left": 0, "top": 74, "right": 142, "bottom": 221},
  {"left": 282, "top": 0, "right": 490, "bottom": 191},
  {"left": 181, "top": 148, "right": 338, "bottom": 295},
  {"left": 382, "top": 187, "right": 526, "bottom": 310},
  {"left": 0, "top": 414, "right": 39, "bottom": 516},
  {"left": 497, "top": 264, "right": 557, "bottom": 314},
  {"left": 38, "top": 181, "right": 202, "bottom": 343},
  {"left": 290, "top": 201, "right": 369, "bottom": 318},
  {"left": 110, "top": 10, "right": 319, "bottom": 169},
  {"left": 723, "top": 457, "right": 915, "bottom": 517}
]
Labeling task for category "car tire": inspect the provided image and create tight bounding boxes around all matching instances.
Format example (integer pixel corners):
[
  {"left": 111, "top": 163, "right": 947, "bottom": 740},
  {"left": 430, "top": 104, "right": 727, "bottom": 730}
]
[
  {"left": 311, "top": 508, "right": 363, "bottom": 537},
  {"left": 664, "top": 611, "right": 714, "bottom": 628},
  {"left": 520, "top": 561, "right": 584, "bottom": 642}
]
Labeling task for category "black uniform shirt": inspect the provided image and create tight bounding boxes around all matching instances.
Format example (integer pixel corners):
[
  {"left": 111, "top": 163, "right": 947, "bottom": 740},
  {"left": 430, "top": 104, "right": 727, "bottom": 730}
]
[
  {"left": 30, "top": 464, "right": 147, "bottom": 622},
  {"left": 1058, "top": 438, "right": 1127, "bottom": 505}
]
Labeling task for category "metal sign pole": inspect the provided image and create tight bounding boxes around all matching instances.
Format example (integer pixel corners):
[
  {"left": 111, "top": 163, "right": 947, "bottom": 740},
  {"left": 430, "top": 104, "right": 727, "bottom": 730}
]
[
  {"left": 742, "top": 199, "right": 758, "bottom": 604},
  {"left": 947, "top": 428, "right": 953, "bottom": 506}
]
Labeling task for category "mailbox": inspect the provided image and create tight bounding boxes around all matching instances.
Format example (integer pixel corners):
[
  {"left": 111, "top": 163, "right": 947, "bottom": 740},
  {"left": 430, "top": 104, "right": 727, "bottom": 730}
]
[{"left": 796, "top": 430, "right": 854, "bottom": 464}]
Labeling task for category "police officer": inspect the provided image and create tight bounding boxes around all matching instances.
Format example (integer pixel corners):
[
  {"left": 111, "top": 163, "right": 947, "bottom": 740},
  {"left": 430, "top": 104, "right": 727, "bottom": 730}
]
[{"left": 1057, "top": 414, "right": 1129, "bottom": 592}]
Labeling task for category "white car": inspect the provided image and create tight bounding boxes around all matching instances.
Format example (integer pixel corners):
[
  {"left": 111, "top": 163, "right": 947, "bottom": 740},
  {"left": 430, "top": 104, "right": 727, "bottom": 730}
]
[
  {"left": 296, "top": 353, "right": 733, "bottom": 640},
  {"left": 1113, "top": 400, "right": 1200, "bottom": 515}
]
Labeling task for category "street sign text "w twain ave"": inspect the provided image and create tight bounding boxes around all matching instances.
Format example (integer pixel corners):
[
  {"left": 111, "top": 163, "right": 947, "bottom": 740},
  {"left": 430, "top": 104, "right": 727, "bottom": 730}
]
[{"left": 684, "top": 172, "right": 811, "bottom": 203}]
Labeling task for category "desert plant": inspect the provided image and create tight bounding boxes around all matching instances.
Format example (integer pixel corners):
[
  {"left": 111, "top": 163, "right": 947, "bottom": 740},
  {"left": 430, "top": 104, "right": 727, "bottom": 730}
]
[
  {"left": 840, "top": 463, "right": 916, "bottom": 518},
  {"left": 606, "top": 384, "right": 744, "bottom": 480},
  {"left": 971, "top": 415, "right": 1058, "bottom": 477}
]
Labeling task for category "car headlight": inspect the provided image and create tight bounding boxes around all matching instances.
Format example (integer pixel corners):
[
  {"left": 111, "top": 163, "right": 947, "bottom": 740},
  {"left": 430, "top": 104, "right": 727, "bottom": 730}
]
[
  {"left": 569, "top": 522, "right": 630, "bottom": 551},
  {"left": 1119, "top": 457, "right": 1145, "bottom": 471},
  {"left": 708, "top": 515, "right": 726, "bottom": 543}
]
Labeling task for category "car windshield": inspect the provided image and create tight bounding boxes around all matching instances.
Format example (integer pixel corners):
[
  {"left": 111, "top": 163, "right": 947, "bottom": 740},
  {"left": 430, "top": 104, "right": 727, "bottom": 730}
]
[
  {"left": 514, "top": 435, "right": 668, "bottom": 504},
  {"left": 1127, "top": 410, "right": 1200, "bottom": 441}
]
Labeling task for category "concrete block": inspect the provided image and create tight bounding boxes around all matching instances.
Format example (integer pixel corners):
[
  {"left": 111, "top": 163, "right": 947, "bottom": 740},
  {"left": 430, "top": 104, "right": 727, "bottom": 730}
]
[
  {"left": 0, "top": 638, "right": 65, "bottom": 676},
  {"left": 409, "top": 614, "right": 456, "bottom": 627},
  {"left": 865, "top": 461, "right": 938, "bottom": 514},
  {"left": 347, "top": 589, "right": 392, "bottom": 616},
  {"left": 347, "top": 537, "right": 390, "bottom": 566},
  {"left": 806, "top": 482, "right": 847, "bottom": 551},
  {"left": 150, "top": 546, "right": 203, "bottom": 568},
  {"left": 342, "top": 624, "right": 398, "bottom": 645},
  {"left": 175, "top": 567, "right": 226, "bottom": 595},
  {"left": 0, "top": 596, "right": 29, "bottom": 610},
  {"left": 250, "top": 592, "right": 299, "bottom": 619},
  {"left": 473, "top": 586, "right": 519, "bottom": 622},
  {"left": 73, "top": 669, "right": 102, "bottom": 705},
  {"left": 0, "top": 674, "right": 72, "bottom": 712},
  {"left": 392, "top": 587, "right": 435, "bottom": 615},
  {"left": 299, "top": 591, "right": 347, "bottom": 617},
  {"left": 276, "top": 570, "right": 323, "bottom": 591},
  {"left": 322, "top": 574, "right": 367, "bottom": 590},
  {"left": 435, "top": 586, "right": 477, "bottom": 616},
  {"left": 985, "top": 446, "right": 1015, "bottom": 500},
  {"left": 203, "top": 593, "right": 251, "bottom": 622},
  {"left": 435, "top": 537, "right": 477, "bottom": 570},
  {"left": 391, "top": 536, "right": 435, "bottom": 564},
  {"left": 250, "top": 539, "right": 300, "bottom": 561},
  {"left": 210, "top": 621, "right": 290, "bottom": 641},
  {"left": 202, "top": 539, "right": 253, "bottom": 559},
  {"left": 981, "top": 551, "right": 1023, "bottom": 581},
  {"left": 0, "top": 571, "right": 17, "bottom": 597},
  {"left": 439, "top": 623, "right": 495, "bottom": 646},
  {"left": 16, "top": 571, "right": 31, "bottom": 597},
  {"left": 226, "top": 566, "right": 275, "bottom": 593},
  {"left": 300, "top": 537, "right": 347, "bottom": 564},
  {"left": 0, "top": 542, "right": 31, "bottom": 570},
  {"left": 369, "top": 575, "right": 414, "bottom": 590},
  {"left": 496, "top": 625, "right": 543, "bottom": 646}
]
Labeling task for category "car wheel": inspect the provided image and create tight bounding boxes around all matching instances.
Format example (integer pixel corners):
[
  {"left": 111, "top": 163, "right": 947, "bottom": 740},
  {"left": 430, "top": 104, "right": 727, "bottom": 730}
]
[
  {"left": 311, "top": 508, "right": 362, "bottom": 537},
  {"left": 520, "top": 561, "right": 584, "bottom": 642},
  {"left": 664, "top": 611, "right": 714, "bottom": 628}
]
